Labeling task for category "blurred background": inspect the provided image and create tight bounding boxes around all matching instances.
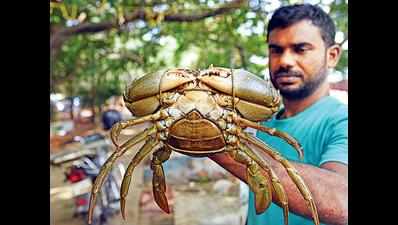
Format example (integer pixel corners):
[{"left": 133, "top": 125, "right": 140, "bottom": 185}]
[{"left": 50, "top": 0, "right": 348, "bottom": 225}]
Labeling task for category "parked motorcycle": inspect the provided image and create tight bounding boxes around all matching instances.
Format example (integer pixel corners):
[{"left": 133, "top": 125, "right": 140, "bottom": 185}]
[{"left": 50, "top": 133, "right": 125, "bottom": 225}]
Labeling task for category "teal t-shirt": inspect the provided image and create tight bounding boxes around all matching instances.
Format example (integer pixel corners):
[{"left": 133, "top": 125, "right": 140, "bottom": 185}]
[{"left": 247, "top": 95, "right": 348, "bottom": 225}]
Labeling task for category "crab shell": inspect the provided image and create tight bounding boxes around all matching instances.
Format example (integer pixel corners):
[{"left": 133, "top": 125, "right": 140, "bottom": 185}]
[{"left": 123, "top": 67, "right": 281, "bottom": 122}]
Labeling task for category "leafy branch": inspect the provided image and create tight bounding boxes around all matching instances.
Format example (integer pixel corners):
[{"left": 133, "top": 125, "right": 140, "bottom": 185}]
[{"left": 51, "top": 0, "right": 247, "bottom": 58}]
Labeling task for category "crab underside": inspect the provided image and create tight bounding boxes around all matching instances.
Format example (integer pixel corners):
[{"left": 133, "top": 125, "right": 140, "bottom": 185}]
[{"left": 88, "top": 66, "right": 320, "bottom": 225}]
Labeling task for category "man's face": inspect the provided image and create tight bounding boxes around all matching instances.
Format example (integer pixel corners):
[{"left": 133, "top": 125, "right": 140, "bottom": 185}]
[{"left": 268, "top": 20, "right": 340, "bottom": 100}]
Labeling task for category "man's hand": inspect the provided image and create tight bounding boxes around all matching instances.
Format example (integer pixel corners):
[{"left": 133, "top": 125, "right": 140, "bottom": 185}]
[{"left": 209, "top": 146, "right": 348, "bottom": 225}]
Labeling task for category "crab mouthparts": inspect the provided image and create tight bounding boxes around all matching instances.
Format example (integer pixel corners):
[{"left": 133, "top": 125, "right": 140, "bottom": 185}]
[{"left": 186, "top": 110, "right": 203, "bottom": 120}]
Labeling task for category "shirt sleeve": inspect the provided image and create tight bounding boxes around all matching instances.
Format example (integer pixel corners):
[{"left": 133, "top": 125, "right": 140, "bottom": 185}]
[{"left": 319, "top": 105, "right": 348, "bottom": 166}]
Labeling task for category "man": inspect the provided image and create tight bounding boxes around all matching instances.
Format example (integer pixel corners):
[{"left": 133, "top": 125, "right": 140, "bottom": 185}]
[{"left": 209, "top": 4, "right": 348, "bottom": 225}]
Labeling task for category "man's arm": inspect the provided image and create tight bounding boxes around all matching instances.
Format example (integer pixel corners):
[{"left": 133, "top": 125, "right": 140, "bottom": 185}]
[{"left": 209, "top": 147, "right": 348, "bottom": 225}]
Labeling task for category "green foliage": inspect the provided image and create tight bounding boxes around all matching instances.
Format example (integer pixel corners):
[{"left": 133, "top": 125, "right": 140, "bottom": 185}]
[{"left": 51, "top": 0, "right": 348, "bottom": 108}]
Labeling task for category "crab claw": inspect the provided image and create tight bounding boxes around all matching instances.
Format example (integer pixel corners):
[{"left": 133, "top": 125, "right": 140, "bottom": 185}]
[
  {"left": 124, "top": 69, "right": 196, "bottom": 104},
  {"left": 198, "top": 68, "right": 279, "bottom": 107}
]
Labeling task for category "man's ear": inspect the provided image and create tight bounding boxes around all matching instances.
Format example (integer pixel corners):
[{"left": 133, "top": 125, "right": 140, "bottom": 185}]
[{"left": 326, "top": 44, "right": 342, "bottom": 68}]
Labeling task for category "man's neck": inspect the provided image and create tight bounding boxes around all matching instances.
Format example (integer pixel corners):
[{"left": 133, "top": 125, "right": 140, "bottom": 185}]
[{"left": 280, "top": 82, "right": 330, "bottom": 119}]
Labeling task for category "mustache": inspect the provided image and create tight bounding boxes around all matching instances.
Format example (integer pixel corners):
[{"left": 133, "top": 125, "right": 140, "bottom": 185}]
[{"left": 272, "top": 68, "right": 303, "bottom": 78}]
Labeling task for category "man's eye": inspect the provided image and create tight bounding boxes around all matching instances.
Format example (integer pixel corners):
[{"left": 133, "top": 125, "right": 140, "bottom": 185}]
[
  {"left": 270, "top": 48, "right": 283, "bottom": 54},
  {"left": 295, "top": 47, "right": 309, "bottom": 53}
]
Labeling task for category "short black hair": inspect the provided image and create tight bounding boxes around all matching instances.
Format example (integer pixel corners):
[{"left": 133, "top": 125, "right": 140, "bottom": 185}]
[
  {"left": 267, "top": 4, "right": 336, "bottom": 47},
  {"left": 101, "top": 109, "right": 122, "bottom": 130}
]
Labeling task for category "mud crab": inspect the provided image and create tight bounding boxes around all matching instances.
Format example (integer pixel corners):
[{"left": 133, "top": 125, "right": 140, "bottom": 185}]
[{"left": 88, "top": 66, "right": 319, "bottom": 225}]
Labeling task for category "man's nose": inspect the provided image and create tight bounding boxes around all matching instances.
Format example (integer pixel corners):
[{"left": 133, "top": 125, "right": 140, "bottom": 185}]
[{"left": 279, "top": 51, "right": 296, "bottom": 68}]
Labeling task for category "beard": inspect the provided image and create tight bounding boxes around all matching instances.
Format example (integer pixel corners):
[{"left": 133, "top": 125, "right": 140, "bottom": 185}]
[{"left": 270, "top": 64, "right": 328, "bottom": 101}]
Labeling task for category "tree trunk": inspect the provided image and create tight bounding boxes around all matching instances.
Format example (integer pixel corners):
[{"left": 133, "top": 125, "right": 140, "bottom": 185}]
[
  {"left": 90, "top": 89, "right": 96, "bottom": 124},
  {"left": 69, "top": 99, "right": 74, "bottom": 121}
]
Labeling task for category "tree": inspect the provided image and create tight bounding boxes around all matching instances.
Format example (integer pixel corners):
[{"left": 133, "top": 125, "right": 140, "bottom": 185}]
[{"left": 50, "top": 0, "right": 348, "bottom": 116}]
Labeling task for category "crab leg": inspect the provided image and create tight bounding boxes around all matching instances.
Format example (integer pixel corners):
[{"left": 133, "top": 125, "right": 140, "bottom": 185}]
[
  {"left": 240, "top": 133, "right": 320, "bottom": 225},
  {"left": 238, "top": 141, "right": 289, "bottom": 225},
  {"left": 88, "top": 126, "right": 157, "bottom": 224},
  {"left": 228, "top": 146, "right": 272, "bottom": 214},
  {"left": 234, "top": 115, "right": 304, "bottom": 160},
  {"left": 151, "top": 146, "right": 172, "bottom": 213},
  {"left": 117, "top": 125, "right": 157, "bottom": 152},
  {"left": 111, "top": 110, "right": 168, "bottom": 148},
  {"left": 120, "top": 137, "right": 160, "bottom": 219}
]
